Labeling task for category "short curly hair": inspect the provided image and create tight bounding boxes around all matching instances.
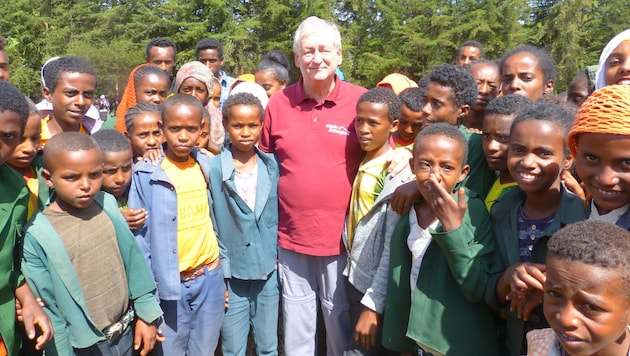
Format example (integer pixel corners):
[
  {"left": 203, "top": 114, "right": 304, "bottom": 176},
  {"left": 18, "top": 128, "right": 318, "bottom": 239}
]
[
  {"left": 419, "top": 64, "right": 478, "bottom": 109},
  {"left": 460, "top": 40, "right": 484, "bottom": 57},
  {"left": 357, "top": 87, "right": 402, "bottom": 122},
  {"left": 399, "top": 87, "right": 424, "bottom": 112},
  {"left": 146, "top": 37, "right": 177, "bottom": 59},
  {"left": 92, "top": 129, "right": 132, "bottom": 154},
  {"left": 222, "top": 92, "right": 264, "bottom": 121},
  {"left": 548, "top": 220, "right": 630, "bottom": 296},
  {"left": 485, "top": 94, "right": 532, "bottom": 117},
  {"left": 511, "top": 102, "right": 573, "bottom": 156},
  {"left": 414, "top": 122, "right": 468, "bottom": 166},
  {"left": 195, "top": 38, "right": 223, "bottom": 59},
  {"left": 42, "top": 56, "right": 97, "bottom": 92},
  {"left": 0, "top": 80, "right": 29, "bottom": 130}
]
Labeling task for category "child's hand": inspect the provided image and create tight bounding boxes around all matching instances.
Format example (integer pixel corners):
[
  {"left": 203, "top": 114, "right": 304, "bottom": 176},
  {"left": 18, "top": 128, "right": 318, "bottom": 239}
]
[
  {"left": 510, "top": 288, "right": 544, "bottom": 321},
  {"left": 562, "top": 170, "right": 586, "bottom": 200},
  {"left": 497, "top": 262, "right": 546, "bottom": 305},
  {"left": 142, "top": 149, "right": 163, "bottom": 165},
  {"left": 15, "top": 283, "right": 53, "bottom": 350},
  {"left": 224, "top": 289, "right": 229, "bottom": 310},
  {"left": 121, "top": 208, "right": 148, "bottom": 230},
  {"left": 385, "top": 147, "right": 412, "bottom": 177},
  {"left": 390, "top": 181, "right": 422, "bottom": 216},
  {"left": 354, "top": 309, "right": 380, "bottom": 350},
  {"left": 15, "top": 297, "right": 45, "bottom": 323},
  {"left": 198, "top": 147, "right": 216, "bottom": 158},
  {"left": 424, "top": 176, "right": 466, "bottom": 232},
  {"left": 134, "top": 318, "right": 161, "bottom": 356}
]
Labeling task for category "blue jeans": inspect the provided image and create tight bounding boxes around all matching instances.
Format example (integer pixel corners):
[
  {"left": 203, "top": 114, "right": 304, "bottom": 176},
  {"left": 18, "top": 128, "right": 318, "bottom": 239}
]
[
  {"left": 220, "top": 270, "right": 279, "bottom": 356},
  {"left": 154, "top": 265, "right": 225, "bottom": 356}
]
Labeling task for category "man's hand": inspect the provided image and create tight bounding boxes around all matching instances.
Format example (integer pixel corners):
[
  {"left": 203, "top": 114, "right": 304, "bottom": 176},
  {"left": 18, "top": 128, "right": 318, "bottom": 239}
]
[
  {"left": 386, "top": 147, "right": 412, "bottom": 177},
  {"left": 15, "top": 283, "right": 53, "bottom": 350},
  {"left": 121, "top": 208, "right": 148, "bottom": 230},
  {"left": 354, "top": 309, "right": 380, "bottom": 350}
]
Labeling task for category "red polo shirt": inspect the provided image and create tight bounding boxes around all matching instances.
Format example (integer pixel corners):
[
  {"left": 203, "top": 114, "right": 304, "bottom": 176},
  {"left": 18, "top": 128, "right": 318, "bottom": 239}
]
[{"left": 260, "top": 76, "right": 367, "bottom": 256}]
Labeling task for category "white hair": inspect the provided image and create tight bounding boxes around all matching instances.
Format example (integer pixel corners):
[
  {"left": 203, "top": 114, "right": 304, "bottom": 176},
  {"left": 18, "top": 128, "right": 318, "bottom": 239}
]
[{"left": 293, "top": 16, "right": 342, "bottom": 54}]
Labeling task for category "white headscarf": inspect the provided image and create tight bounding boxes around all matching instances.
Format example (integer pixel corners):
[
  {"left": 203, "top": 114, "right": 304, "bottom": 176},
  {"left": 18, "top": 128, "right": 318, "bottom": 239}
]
[
  {"left": 595, "top": 29, "right": 630, "bottom": 90},
  {"left": 230, "top": 82, "right": 269, "bottom": 108}
]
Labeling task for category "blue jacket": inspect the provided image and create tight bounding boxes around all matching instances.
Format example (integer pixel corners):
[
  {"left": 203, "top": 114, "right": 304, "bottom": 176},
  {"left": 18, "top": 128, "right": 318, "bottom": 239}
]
[
  {"left": 21, "top": 192, "right": 162, "bottom": 355},
  {"left": 209, "top": 146, "right": 279, "bottom": 280},
  {"left": 128, "top": 149, "right": 216, "bottom": 300}
]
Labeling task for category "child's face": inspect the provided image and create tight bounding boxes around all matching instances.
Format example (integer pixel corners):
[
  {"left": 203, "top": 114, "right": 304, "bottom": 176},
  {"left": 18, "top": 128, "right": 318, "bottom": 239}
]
[
  {"left": 0, "top": 110, "right": 22, "bottom": 164},
  {"left": 575, "top": 133, "right": 630, "bottom": 214},
  {"left": 355, "top": 101, "right": 398, "bottom": 158},
  {"left": 421, "top": 82, "right": 468, "bottom": 129},
  {"left": 43, "top": 72, "right": 96, "bottom": 128},
  {"left": 544, "top": 254, "right": 630, "bottom": 356},
  {"left": 501, "top": 52, "right": 553, "bottom": 101},
  {"left": 412, "top": 135, "right": 469, "bottom": 201},
  {"left": 196, "top": 119, "right": 210, "bottom": 149},
  {"left": 567, "top": 76, "right": 590, "bottom": 107},
  {"left": 43, "top": 148, "right": 103, "bottom": 211},
  {"left": 470, "top": 63, "right": 499, "bottom": 112},
  {"left": 135, "top": 74, "right": 169, "bottom": 105},
  {"left": 397, "top": 103, "right": 423, "bottom": 143},
  {"left": 127, "top": 112, "right": 163, "bottom": 157},
  {"left": 179, "top": 77, "right": 210, "bottom": 106},
  {"left": 604, "top": 40, "right": 630, "bottom": 86},
  {"left": 255, "top": 69, "right": 286, "bottom": 97},
  {"left": 508, "top": 120, "right": 567, "bottom": 195},
  {"left": 7, "top": 113, "right": 41, "bottom": 169},
  {"left": 101, "top": 150, "right": 133, "bottom": 198},
  {"left": 224, "top": 104, "right": 262, "bottom": 154},
  {"left": 210, "top": 82, "right": 221, "bottom": 109},
  {"left": 482, "top": 113, "right": 514, "bottom": 172},
  {"left": 163, "top": 104, "right": 202, "bottom": 162}
]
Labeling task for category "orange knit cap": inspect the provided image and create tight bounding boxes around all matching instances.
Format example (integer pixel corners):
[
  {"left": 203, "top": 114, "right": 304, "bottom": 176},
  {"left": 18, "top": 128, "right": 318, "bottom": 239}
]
[
  {"left": 114, "top": 63, "right": 155, "bottom": 133},
  {"left": 568, "top": 85, "right": 630, "bottom": 158}
]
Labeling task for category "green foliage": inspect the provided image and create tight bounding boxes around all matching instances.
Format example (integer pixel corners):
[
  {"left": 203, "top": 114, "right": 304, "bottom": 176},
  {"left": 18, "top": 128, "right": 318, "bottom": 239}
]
[{"left": 0, "top": 0, "right": 628, "bottom": 97}]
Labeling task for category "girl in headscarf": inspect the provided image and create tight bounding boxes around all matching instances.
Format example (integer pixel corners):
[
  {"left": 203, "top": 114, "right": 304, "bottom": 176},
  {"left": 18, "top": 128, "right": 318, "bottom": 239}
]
[
  {"left": 175, "top": 61, "right": 224, "bottom": 153},
  {"left": 114, "top": 64, "right": 170, "bottom": 133},
  {"left": 595, "top": 29, "right": 630, "bottom": 89}
]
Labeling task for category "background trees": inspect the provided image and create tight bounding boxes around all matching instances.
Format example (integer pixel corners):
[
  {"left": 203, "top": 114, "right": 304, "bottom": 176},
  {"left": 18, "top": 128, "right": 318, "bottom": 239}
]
[{"left": 1, "top": 0, "right": 628, "bottom": 99}]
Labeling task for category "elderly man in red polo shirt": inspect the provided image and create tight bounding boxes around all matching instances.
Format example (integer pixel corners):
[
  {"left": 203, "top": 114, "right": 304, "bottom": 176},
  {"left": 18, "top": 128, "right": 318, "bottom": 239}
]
[{"left": 259, "top": 16, "right": 367, "bottom": 356}]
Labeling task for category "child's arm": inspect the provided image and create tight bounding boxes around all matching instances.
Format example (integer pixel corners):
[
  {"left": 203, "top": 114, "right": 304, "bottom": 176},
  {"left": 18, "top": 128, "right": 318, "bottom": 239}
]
[
  {"left": 428, "top": 180, "right": 495, "bottom": 302},
  {"left": 14, "top": 282, "right": 53, "bottom": 350}
]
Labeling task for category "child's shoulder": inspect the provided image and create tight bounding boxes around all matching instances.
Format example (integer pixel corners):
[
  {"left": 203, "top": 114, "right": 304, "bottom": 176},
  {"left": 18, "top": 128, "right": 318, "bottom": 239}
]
[{"left": 461, "top": 187, "right": 492, "bottom": 223}]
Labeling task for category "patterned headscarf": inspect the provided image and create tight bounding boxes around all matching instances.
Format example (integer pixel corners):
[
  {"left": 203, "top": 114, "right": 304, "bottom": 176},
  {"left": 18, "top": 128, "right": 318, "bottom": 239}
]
[{"left": 175, "top": 61, "right": 214, "bottom": 97}]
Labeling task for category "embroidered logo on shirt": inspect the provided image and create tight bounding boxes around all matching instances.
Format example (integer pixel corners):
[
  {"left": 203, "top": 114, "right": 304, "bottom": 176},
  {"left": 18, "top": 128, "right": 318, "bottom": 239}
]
[{"left": 326, "top": 124, "right": 350, "bottom": 136}]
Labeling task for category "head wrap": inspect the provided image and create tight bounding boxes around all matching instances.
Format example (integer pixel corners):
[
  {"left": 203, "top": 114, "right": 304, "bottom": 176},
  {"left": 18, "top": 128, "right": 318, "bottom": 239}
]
[
  {"left": 175, "top": 61, "right": 214, "bottom": 95},
  {"left": 229, "top": 73, "right": 255, "bottom": 92},
  {"left": 595, "top": 29, "right": 630, "bottom": 90},
  {"left": 377, "top": 73, "right": 418, "bottom": 95},
  {"left": 230, "top": 81, "right": 269, "bottom": 109},
  {"left": 115, "top": 63, "right": 155, "bottom": 133},
  {"left": 568, "top": 85, "right": 630, "bottom": 157}
]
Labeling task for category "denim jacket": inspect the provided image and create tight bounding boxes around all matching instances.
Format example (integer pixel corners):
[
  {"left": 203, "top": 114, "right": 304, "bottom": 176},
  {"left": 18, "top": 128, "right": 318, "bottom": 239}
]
[
  {"left": 209, "top": 146, "right": 278, "bottom": 280},
  {"left": 128, "top": 149, "right": 215, "bottom": 300}
]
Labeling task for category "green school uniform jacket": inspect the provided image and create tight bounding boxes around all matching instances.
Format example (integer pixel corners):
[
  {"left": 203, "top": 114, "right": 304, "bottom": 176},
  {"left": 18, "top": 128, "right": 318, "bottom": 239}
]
[
  {"left": 484, "top": 186, "right": 588, "bottom": 356},
  {"left": 22, "top": 192, "right": 162, "bottom": 355},
  {"left": 382, "top": 189, "right": 499, "bottom": 356},
  {"left": 460, "top": 126, "right": 496, "bottom": 199},
  {"left": 0, "top": 164, "right": 29, "bottom": 356}
]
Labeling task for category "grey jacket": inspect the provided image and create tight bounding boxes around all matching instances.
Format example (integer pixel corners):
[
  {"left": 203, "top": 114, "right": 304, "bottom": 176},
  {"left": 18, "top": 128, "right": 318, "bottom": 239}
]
[{"left": 342, "top": 166, "right": 408, "bottom": 313}]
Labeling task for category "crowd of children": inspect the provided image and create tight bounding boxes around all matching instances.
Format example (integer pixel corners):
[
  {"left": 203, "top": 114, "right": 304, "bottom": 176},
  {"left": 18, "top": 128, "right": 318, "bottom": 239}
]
[{"left": 0, "top": 17, "right": 629, "bottom": 356}]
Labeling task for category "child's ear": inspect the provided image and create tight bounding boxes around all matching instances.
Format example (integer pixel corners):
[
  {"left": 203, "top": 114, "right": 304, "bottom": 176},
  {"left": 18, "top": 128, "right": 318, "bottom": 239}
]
[
  {"left": 563, "top": 155, "right": 574, "bottom": 171},
  {"left": 458, "top": 164, "right": 471, "bottom": 183},
  {"left": 408, "top": 156, "right": 414, "bottom": 172},
  {"left": 390, "top": 119, "right": 399, "bottom": 133},
  {"left": 42, "top": 86, "right": 53, "bottom": 102},
  {"left": 457, "top": 105, "right": 471, "bottom": 120},
  {"left": 41, "top": 168, "right": 54, "bottom": 188},
  {"left": 543, "top": 80, "right": 555, "bottom": 95}
]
